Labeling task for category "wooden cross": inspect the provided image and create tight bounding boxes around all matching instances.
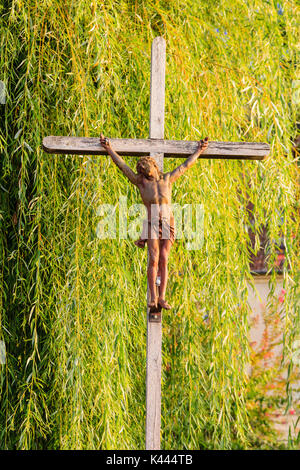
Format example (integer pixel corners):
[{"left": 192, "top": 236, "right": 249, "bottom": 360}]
[{"left": 43, "top": 37, "right": 270, "bottom": 450}]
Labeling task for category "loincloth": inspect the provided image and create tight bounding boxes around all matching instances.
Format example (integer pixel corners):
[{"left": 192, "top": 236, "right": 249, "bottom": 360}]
[{"left": 134, "top": 217, "right": 175, "bottom": 248}]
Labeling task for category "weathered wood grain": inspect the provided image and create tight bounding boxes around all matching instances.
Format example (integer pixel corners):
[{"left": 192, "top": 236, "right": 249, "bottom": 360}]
[
  {"left": 149, "top": 36, "right": 165, "bottom": 170},
  {"left": 42, "top": 136, "right": 270, "bottom": 160},
  {"left": 146, "top": 36, "right": 165, "bottom": 452}
]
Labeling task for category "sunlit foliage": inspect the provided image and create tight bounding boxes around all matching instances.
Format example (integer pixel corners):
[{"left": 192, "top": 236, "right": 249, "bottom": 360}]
[{"left": 0, "top": 0, "right": 299, "bottom": 449}]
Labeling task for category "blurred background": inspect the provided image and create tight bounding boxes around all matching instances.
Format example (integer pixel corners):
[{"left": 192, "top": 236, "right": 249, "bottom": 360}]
[{"left": 0, "top": 0, "right": 299, "bottom": 449}]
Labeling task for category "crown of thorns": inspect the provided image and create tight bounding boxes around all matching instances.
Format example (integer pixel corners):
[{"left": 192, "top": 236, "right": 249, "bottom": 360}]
[{"left": 136, "top": 156, "right": 161, "bottom": 175}]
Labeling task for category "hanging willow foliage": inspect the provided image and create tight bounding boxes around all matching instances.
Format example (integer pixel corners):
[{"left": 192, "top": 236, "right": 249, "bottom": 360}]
[{"left": 0, "top": 0, "right": 299, "bottom": 450}]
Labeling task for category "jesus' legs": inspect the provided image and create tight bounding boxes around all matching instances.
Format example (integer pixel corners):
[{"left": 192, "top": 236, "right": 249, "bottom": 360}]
[
  {"left": 158, "top": 240, "right": 172, "bottom": 309},
  {"left": 147, "top": 238, "right": 159, "bottom": 308}
]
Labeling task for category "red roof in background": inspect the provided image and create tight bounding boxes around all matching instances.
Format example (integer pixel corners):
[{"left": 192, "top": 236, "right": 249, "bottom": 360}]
[
  {"left": 248, "top": 133, "right": 298, "bottom": 275},
  {"left": 247, "top": 201, "right": 287, "bottom": 275},
  {"left": 248, "top": 225, "right": 286, "bottom": 275}
]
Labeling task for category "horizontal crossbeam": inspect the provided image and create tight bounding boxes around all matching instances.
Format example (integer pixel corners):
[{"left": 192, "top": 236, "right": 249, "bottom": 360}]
[{"left": 43, "top": 136, "right": 270, "bottom": 160}]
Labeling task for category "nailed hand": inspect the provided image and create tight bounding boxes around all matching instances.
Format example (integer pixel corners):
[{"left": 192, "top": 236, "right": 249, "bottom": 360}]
[
  {"left": 198, "top": 137, "right": 209, "bottom": 153},
  {"left": 100, "top": 133, "right": 111, "bottom": 150}
]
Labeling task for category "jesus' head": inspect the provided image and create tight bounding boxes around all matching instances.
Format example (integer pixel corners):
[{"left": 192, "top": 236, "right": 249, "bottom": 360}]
[{"left": 136, "top": 156, "right": 162, "bottom": 179}]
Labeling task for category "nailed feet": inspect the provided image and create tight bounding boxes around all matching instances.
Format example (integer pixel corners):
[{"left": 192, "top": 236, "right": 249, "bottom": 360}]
[
  {"left": 148, "top": 298, "right": 158, "bottom": 309},
  {"left": 158, "top": 298, "right": 172, "bottom": 310}
]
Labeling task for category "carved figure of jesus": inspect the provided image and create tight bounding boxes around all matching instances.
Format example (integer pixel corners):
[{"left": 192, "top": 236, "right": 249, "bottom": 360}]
[{"left": 100, "top": 134, "right": 209, "bottom": 310}]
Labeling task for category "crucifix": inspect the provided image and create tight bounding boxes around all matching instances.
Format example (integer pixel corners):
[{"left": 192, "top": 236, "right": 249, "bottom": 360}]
[{"left": 43, "top": 37, "right": 270, "bottom": 450}]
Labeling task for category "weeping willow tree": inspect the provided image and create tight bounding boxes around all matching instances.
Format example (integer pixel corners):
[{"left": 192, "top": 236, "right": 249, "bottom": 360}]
[{"left": 0, "top": 0, "right": 299, "bottom": 450}]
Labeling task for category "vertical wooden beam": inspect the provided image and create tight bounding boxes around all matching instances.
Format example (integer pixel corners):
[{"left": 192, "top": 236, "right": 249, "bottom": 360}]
[
  {"left": 149, "top": 36, "right": 166, "bottom": 168},
  {"left": 145, "top": 36, "right": 166, "bottom": 451}
]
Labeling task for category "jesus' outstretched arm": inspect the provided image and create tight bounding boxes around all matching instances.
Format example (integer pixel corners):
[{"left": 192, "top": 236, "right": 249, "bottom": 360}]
[
  {"left": 100, "top": 134, "right": 139, "bottom": 186},
  {"left": 168, "top": 137, "right": 209, "bottom": 183}
]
